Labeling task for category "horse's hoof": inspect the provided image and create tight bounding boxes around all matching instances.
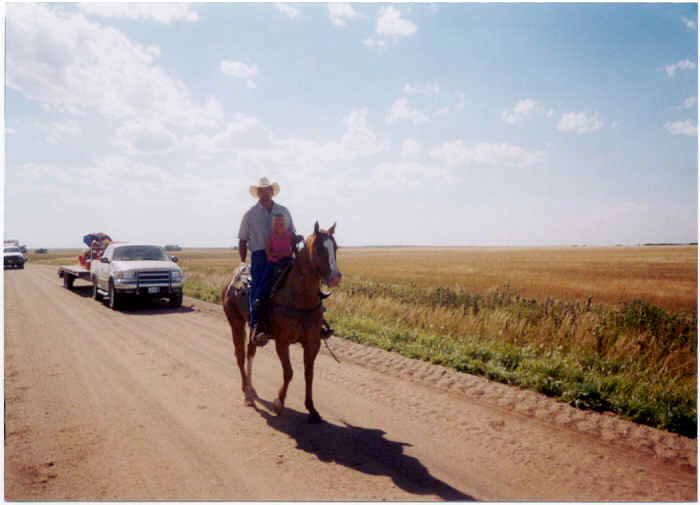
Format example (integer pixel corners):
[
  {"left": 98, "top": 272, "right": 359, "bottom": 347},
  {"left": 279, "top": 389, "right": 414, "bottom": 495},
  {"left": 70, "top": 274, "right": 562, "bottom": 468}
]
[
  {"left": 308, "top": 412, "right": 322, "bottom": 424},
  {"left": 244, "top": 397, "right": 254, "bottom": 407},
  {"left": 272, "top": 398, "right": 284, "bottom": 415}
]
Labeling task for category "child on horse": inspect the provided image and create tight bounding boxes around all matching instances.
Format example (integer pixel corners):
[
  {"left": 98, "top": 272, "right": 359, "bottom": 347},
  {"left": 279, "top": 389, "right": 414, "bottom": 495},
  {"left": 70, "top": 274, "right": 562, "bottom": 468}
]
[{"left": 251, "top": 212, "right": 294, "bottom": 344}]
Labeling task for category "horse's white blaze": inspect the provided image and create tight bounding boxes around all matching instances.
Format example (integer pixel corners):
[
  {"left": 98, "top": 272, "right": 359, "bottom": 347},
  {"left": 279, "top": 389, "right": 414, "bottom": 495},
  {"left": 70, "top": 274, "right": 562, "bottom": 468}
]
[{"left": 323, "top": 238, "right": 340, "bottom": 279}]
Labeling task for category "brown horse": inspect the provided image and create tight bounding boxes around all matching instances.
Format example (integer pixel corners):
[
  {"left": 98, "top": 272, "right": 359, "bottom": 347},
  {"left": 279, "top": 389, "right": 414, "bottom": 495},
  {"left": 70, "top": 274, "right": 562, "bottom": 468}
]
[{"left": 222, "top": 222, "right": 341, "bottom": 423}]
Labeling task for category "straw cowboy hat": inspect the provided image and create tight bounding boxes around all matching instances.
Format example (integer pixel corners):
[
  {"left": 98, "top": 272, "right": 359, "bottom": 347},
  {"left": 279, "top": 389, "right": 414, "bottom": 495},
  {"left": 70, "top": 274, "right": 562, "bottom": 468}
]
[{"left": 249, "top": 177, "right": 280, "bottom": 198}]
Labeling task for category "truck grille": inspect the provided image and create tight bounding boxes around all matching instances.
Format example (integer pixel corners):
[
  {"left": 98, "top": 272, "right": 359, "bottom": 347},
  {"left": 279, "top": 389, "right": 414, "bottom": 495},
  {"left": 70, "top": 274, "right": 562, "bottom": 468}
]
[{"left": 137, "top": 270, "right": 170, "bottom": 286}]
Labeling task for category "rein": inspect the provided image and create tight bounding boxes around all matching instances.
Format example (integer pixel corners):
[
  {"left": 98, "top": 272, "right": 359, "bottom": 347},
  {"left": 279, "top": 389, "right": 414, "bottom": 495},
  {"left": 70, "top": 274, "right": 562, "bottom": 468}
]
[{"left": 272, "top": 300, "right": 322, "bottom": 319}]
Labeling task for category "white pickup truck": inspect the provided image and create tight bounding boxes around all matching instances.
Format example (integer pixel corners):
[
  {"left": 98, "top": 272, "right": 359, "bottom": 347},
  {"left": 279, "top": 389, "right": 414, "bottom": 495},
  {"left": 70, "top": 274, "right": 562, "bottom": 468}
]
[
  {"left": 4, "top": 246, "right": 26, "bottom": 269},
  {"left": 90, "top": 243, "right": 185, "bottom": 310}
]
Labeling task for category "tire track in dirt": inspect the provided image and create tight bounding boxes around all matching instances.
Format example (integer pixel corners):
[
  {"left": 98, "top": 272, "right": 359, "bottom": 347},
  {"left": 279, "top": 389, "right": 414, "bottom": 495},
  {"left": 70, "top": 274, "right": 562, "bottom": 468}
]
[
  {"left": 318, "top": 334, "right": 696, "bottom": 470},
  {"left": 6, "top": 265, "right": 697, "bottom": 501}
]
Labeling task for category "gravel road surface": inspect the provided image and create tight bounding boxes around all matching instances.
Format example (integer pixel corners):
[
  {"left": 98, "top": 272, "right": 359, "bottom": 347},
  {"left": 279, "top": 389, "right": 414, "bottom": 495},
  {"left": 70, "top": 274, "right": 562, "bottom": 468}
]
[{"left": 4, "top": 265, "right": 697, "bottom": 501}]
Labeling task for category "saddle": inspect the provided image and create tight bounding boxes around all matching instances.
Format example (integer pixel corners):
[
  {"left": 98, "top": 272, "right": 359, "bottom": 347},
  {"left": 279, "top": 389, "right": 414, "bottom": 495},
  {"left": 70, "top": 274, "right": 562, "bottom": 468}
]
[
  {"left": 225, "top": 260, "right": 294, "bottom": 323},
  {"left": 226, "top": 260, "right": 333, "bottom": 338}
]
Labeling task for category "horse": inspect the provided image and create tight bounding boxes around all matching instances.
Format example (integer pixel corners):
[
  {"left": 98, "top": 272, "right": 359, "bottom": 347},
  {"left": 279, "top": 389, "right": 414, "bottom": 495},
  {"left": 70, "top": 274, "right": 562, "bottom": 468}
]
[{"left": 222, "top": 222, "right": 342, "bottom": 423}]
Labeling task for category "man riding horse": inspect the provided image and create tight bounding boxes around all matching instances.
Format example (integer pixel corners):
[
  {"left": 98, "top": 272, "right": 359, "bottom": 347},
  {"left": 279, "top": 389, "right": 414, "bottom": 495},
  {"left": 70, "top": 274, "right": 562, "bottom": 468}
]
[{"left": 238, "top": 177, "right": 333, "bottom": 345}]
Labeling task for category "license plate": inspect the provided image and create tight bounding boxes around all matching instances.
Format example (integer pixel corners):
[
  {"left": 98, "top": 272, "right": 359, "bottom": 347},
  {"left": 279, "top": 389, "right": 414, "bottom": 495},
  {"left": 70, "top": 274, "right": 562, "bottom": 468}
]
[{"left": 148, "top": 287, "right": 160, "bottom": 293}]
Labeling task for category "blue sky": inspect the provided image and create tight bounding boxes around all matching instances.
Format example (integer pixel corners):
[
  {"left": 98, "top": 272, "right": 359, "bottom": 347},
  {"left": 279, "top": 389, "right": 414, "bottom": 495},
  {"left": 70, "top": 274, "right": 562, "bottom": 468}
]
[{"left": 4, "top": 2, "right": 698, "bottom": 248}]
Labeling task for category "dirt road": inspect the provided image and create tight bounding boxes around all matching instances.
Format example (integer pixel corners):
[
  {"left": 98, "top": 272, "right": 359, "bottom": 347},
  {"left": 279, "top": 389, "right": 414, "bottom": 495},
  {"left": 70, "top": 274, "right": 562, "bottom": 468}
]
[{"left": 4, "top": 264, "right": 697, "bottom": 501}]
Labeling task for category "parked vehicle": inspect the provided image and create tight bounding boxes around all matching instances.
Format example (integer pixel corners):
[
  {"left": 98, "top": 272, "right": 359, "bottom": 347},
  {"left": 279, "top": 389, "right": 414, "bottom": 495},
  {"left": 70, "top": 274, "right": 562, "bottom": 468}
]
[
  {"left": 4, "top": 246, "right": 26, "bottom": 269},
  {"left": 90, "top": 243, "right": 185, "bottom": 310}
]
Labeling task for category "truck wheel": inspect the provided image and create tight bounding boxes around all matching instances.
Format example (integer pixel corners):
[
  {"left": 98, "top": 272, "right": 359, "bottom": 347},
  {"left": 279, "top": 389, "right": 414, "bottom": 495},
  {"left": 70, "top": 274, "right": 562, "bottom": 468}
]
[
  {"left": 169, "top": 291, "right": 183, "bottom": 308},
  {"left": 92, "top": 278, "right": 102, "bottom": 301},
  {"left": 108, "top": 280, "right": 122, "bottom": 310},
  {"left": 18, "top": 263, "right": 24, "bottom": 270},
  {"left": 63, "top": 274, "right": 74, "bottom": 289}
]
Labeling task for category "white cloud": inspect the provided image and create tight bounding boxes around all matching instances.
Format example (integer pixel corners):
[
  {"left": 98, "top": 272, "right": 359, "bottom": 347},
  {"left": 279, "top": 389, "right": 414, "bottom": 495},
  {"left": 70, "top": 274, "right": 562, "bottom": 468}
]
[
  {"left": 677, "top": 96, "right": 698, "bottom": 109},
  {"left": 79, "top": 3, "right": 199, "bottom": 23},
  {"left": 275, "top": 3, "right": 299, "bottom": 19},
  {"left": 386, "top": 98, "right": 429, "bottom": 126},
  {"left": 682, "top": 16, "right": 697, "bottom": 30},
  {"left": 436, "top": 92, "right": 465, "bottom": 117},
  {"left": 664, "top": 120, "right": 698, "bottom": 136},
  {"left": 340, "top": 108, "right": 383, "bottom": 156},
  {"left": 20, "top": 162, "right": 74, "bottom": 184},
  {"left": 370, "top": 160, "right": 458, "bottom": 189},
  {"left": 403, "top": 82, "right": 440, "bottom": 96},
  {"left": 665, "top": 59, "right": 697, "bottom": 77},
  {"left": 185, "top": 114, "right": 272, "bottom": 155},
  {"left": 329, "top": 3, "right": 359, "bottom": 27},
  {"left": 557, "top": 111, "right": 604, "bottom": 134},
  {"left": 363, "top": 37, "right": 386, "bottom": 48},
  {"left": 6, "top": 4, "right": 222, "bottom": 130},
  {"left": 401, "top": 138, "right": 421, "bottom": 157},
  {"left": 45, "top": 119, "right": 80, "bottom": 144},
  {"left": 502, "top": 98, "right": 537, "bottom": 124},
  {"left": 116, "top": 119, "right": 177, "bottom": 153},
  {"left": 431, "top": 141, "right": 544, "bottom": 168},
  {"left": 376, "top": 6, "right": 417, "bottom": 38},
  {"left": 366, "top": 6, "right": 417, "bottom": 48},
  {"left": 220, "top": 60, "right": 258, "bottom": 88},
  {"left": 186, "top": 108, "right": 383, "bottom": 164}
]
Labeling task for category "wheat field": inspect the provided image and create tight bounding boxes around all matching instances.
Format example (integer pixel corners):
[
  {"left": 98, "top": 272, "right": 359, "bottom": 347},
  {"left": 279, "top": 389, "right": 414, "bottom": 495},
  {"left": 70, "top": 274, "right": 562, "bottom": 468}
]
[{"left": 335, "top": 245, "right": 697, "bottom": 313}]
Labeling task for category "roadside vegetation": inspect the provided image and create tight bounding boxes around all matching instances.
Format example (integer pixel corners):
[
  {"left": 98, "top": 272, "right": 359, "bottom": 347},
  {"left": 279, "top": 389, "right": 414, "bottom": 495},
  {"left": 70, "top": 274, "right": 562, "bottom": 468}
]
[
  {"left": 29, "top": 246, "right": 697, "bottom": 437},
  {"left": 325, "top": 280, "right": 696, "bottom": 437}
]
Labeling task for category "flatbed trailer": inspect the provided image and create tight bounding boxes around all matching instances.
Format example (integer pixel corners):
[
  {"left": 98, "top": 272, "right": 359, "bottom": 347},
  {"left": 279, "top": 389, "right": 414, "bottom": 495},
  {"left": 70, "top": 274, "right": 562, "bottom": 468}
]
[{"left": 57, "top": 265, "right": 92, "bottom": 289}]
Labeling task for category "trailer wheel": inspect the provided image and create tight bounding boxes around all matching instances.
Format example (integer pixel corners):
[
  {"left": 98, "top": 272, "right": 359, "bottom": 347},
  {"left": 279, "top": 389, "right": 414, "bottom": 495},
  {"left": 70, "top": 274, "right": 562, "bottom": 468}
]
[
  {"left": 108, "top": 280, "right": 122, "bottom": 310},
  {"left": 63, "top": 273, "right": 74, "bottom": 289},
  {"left": 92, "top": 277, "right": 102, "bottom": 301}
]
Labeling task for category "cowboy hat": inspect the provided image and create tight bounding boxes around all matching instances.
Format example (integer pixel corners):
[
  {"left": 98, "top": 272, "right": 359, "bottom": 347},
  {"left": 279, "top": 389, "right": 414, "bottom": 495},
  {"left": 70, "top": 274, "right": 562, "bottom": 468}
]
[{"left": 249, "top": 177, "right": 280, "bottom": 198}]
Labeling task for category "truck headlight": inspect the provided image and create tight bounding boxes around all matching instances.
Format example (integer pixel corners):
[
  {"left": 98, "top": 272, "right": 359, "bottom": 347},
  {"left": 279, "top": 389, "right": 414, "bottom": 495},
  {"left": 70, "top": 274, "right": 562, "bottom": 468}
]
[
  {"left": 115, "top": 270, "right": 137, "bottom": 282},
  {"left": 170, "top": 269, "right": 183, "bottom": 282}
]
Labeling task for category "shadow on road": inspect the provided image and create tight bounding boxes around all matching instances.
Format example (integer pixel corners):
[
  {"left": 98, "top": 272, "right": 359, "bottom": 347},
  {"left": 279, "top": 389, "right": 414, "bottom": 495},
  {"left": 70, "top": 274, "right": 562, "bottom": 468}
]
[
  {"left": 68, "top": 285, "right": 194, "bottom": 314},
  {"left": 254, "top": 399, "right": 475, "bottom": 501}
]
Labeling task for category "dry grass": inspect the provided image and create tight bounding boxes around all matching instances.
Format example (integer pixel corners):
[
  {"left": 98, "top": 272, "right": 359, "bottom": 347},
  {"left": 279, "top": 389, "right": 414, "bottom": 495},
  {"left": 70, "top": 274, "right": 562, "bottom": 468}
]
[{"left": 336, "top": 245, "right": 697, "bottom": 314}]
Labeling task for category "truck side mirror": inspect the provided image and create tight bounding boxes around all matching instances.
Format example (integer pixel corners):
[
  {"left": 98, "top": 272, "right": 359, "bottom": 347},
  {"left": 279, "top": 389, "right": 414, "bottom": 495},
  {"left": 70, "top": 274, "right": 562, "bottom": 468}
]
[
  {"left": 101, "top": 257, "right": 110, "bottom": 263},
  {"left": 170, "top": 256, "right": 179, "bottom": 263}
]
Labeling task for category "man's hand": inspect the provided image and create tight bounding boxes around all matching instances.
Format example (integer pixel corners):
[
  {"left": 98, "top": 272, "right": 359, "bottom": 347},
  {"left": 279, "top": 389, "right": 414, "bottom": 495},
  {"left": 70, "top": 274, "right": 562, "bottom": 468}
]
[{"left": 238, "top": 239, "right": 248, "bottom": 263}]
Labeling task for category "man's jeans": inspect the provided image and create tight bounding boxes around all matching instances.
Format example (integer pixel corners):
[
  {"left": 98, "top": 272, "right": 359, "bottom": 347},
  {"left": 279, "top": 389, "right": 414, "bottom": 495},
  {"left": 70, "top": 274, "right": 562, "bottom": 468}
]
[{"left": 249, "top": 250, "right": 267, "bottom": 327}]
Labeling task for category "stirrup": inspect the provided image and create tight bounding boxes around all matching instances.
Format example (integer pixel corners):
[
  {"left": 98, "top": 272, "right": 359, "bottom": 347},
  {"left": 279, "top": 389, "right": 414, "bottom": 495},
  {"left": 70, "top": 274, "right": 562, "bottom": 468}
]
[
  {"left": 252, "top": 330, "right": 269, "bottom": 347},
  {"left": 250, "top": 323, "right": 269, "bottom": 347},
  {"left": 320, "top": 319, "right": 334, "bottom": 339}
]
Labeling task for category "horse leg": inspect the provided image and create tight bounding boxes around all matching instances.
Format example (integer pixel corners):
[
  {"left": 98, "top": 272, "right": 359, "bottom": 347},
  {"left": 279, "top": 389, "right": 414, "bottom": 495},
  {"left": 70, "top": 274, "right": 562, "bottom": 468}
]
[
  {"left": 303, "top": 337, "right": 322, "bottom": 423},
  {"left": 272, "top": 341, "right": 293, "bottom": 415},
  {"left": 223, "top": 305, "right": 257, "bottom": 406},
  {"left": 244, "top": 325, "right": 259, "bottom": 402}
]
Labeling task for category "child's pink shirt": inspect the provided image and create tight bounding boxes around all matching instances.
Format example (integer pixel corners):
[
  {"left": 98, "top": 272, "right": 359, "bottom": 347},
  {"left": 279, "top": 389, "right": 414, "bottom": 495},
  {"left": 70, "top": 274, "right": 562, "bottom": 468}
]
[{"left": 268, "top": 230, "right": 292, "bottom": 263}]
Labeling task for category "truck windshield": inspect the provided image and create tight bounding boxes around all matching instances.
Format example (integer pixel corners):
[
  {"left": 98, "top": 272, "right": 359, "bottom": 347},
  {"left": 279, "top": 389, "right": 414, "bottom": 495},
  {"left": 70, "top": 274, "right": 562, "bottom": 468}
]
[
  {"left": 113, "top": 246, "right": 169, "bottom": 261},
  {"left": 4, "top": 248, "right": 20, "bottom": 254}
]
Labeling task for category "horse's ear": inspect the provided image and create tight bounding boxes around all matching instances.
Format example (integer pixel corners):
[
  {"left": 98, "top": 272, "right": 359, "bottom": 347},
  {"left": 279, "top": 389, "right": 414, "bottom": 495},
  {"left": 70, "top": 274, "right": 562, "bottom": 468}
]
[
  {"left": 314, "top": 222, "right": 320, "bottom": 234},
  {"left": 328, "top": 223, "right": 336, "bottom": 235}
]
